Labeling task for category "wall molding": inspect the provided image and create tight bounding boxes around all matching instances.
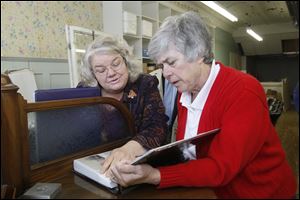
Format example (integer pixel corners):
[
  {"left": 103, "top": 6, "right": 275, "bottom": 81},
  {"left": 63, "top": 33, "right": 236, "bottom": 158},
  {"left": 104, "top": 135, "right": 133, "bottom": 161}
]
[{"left": 1, "top": 56, "right": 68, "bottom": 63}]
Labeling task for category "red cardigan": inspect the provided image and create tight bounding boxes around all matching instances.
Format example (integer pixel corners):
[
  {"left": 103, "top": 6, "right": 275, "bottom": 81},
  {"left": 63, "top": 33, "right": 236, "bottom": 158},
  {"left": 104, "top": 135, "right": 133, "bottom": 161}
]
[{"left": 158, "top": 63, "right": 297, "bottom": 198}]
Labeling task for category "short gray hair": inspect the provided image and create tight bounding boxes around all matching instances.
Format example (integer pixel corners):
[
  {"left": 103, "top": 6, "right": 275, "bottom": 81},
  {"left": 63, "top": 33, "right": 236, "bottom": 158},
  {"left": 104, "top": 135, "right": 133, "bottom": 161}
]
[
  {"left": 148, "top": 11, "right": 213, "bottom": 64},
  {"left": 80, "top": 36, "right": 140, "bottom": 87}
]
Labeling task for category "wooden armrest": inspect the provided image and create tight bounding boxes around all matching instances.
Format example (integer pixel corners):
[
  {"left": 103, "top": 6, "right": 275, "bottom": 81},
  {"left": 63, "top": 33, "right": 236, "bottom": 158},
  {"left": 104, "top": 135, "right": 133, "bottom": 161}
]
[
  {"left": 1, "top": 184, "right": 16, "bottom": 199},
  {"left": 1, "top": 74, "right": 12, "bottom": 85}
]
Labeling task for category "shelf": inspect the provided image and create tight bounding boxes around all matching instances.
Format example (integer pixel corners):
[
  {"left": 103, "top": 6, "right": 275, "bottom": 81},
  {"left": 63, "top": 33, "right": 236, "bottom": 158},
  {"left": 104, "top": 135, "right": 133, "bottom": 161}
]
[
  {"left": 142, "top": 36, "right": 152, "bottom": 40},
  {"left": 141, "top": 15, "right": 157, "bottom": 22},
  {"left": 123, "top": 34, "right": 140, "bottom": 40},
  {"left": 103, "top": 1, "right": 183, "bottom": 73}
]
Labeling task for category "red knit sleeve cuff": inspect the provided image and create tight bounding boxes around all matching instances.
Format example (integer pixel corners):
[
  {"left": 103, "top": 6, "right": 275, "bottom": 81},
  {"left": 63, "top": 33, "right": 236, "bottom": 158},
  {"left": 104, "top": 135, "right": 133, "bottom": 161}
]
[{"left": 157, "top": 165, "right": 187, "bottom": 188}]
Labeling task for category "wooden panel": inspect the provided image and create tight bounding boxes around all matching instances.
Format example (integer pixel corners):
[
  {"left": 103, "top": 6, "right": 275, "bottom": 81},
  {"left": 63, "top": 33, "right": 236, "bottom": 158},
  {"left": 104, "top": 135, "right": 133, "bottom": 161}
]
[
  {"left": 1, "top": 78, "right": 25, "bottom": 196},
  {"left": 30, "top": 61, "right": 70, "bottom": 89},
  {"left": 29, "top": 140, "right": 129, "bottom": 184}
]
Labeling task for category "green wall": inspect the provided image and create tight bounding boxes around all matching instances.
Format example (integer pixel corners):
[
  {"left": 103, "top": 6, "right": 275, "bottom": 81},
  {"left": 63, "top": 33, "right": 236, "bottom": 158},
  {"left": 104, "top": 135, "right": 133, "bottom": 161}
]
[{"left": 214, "top": 27, "right": 239, "bottom": 66}]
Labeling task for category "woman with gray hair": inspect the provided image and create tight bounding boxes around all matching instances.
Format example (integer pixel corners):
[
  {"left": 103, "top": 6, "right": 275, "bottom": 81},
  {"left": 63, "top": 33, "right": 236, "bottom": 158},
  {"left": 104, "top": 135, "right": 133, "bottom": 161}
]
[
  {"left": 79, "top": 35, "right": 168, "bottom": 178},
  {"left": 110, "top": 12, "right": 296, "bottom": 199}
]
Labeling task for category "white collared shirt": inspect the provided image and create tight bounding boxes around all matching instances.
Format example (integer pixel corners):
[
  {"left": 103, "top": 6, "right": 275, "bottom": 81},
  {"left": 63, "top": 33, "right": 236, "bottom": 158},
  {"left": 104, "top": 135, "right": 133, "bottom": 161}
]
[
  {"left": 180, "top": 60, "right": 220, "bottom": 159},
  {"left": 163, "top": 79, "right": 177, "bottom": 125}
]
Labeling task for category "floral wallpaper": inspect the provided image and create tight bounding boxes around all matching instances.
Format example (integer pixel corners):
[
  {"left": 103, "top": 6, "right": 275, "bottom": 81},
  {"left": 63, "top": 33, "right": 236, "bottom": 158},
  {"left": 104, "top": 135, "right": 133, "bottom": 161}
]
[{"left": 1, "top": 1, "right": 103, "bottom": 59}]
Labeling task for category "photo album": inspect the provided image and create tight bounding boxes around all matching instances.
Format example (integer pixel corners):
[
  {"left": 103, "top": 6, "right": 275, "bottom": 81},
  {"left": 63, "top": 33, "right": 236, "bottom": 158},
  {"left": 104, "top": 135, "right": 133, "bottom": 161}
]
[{"left": 73, "top": 128, "right": 220, "bottom": 193}]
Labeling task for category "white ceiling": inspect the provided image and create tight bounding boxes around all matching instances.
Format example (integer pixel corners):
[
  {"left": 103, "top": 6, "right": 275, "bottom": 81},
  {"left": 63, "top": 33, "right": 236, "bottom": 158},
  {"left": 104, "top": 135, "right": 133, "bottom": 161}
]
[{"left": 192, "top": 1, "right": 299, "bottom": 56}]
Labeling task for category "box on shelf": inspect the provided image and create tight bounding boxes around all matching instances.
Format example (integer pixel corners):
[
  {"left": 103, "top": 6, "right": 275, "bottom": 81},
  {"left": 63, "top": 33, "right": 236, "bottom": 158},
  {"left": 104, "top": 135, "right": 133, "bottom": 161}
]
[
  {"left": 123, "top": 11, "right": 137, "bottom": 35},
  {"left": 143, "top": 63, "right": 148, "bottom": 73},
  {"left": 142, "top": 20, "right": 153, "bottom": 37},
  {"left": 147, "top": 63, "right": 156, "bottom": 73},
  {"left": 143, "top": 48, "right": 149, "bottom": 58}
]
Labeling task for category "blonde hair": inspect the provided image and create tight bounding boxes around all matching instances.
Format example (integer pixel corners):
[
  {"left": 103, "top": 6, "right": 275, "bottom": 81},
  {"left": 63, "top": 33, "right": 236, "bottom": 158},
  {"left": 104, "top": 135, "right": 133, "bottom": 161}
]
[{"left": 80, "top": 36, "right": 141, "bottom": 87}]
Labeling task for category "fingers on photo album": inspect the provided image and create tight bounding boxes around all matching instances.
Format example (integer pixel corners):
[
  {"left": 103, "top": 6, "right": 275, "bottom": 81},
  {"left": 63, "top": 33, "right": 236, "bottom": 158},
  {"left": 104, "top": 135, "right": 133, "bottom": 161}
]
[{"left": 73, "top": 128, "right": 220, "bottom": 193}]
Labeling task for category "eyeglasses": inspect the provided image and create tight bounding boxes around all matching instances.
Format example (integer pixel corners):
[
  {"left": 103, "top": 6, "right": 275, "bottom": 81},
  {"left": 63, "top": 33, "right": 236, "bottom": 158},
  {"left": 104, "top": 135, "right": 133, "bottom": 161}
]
[{"left": 93, "top": 56, "right": 125, "bottom": 75}]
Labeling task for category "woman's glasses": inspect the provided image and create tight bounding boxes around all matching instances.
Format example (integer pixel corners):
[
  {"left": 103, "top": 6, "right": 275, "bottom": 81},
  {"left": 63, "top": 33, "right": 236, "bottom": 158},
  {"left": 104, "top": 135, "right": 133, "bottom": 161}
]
[{"left": 93, "top": 56, "right": 125, "bottom": 75}]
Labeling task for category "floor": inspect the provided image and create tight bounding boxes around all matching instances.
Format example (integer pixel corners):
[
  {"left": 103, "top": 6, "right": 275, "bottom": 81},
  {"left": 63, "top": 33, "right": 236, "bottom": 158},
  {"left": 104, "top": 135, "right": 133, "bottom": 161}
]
[{"left": 275, "top": 106, "right": 299, "bottom": 197}]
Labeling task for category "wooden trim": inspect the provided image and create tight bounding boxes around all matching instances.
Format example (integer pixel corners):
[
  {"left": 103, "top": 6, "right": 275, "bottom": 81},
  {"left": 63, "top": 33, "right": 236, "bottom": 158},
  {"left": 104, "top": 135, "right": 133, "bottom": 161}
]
[
  {"left": 18, "top": 94, "right": 31, "bottom": 188},
  {"left": 1, "top": 82, "right": 25, "bottom": 196},
  {"left": 29, "top": 138, "right": 130, "bottom": 184},
  {"left": 24, "top": 96, "right": 136, "bottom": 145}
]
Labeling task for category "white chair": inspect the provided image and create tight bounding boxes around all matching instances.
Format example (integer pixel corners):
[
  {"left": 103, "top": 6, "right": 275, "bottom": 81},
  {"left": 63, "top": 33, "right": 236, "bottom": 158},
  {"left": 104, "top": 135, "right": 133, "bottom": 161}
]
[
  {"left": 6, "top": 68, "right": 38, "bottom": 103},
  {"left": 149, "top": 68, "right": 163, "bottom": 98}
]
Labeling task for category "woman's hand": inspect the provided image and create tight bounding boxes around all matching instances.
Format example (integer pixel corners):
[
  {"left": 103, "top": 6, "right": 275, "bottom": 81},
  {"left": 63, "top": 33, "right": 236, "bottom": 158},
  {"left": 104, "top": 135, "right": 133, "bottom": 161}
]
[
  {"left": 111, "top": 160, "right": 161, "bottom": 187},
  {"left": 100, "top": 140, "right": 146, "bottom": 178}
]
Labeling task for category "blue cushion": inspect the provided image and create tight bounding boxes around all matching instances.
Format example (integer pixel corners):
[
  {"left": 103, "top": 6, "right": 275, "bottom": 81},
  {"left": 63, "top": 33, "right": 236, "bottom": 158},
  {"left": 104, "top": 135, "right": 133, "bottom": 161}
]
[{"left": 35, "top": 87, "right": 100, "bottom": 101}]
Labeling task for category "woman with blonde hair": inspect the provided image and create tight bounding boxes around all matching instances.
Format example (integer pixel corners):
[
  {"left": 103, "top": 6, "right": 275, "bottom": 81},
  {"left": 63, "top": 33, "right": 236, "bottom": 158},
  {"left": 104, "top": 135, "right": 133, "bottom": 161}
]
[{"left": 79, "top": 35, "right": 168, "bottom": 178}]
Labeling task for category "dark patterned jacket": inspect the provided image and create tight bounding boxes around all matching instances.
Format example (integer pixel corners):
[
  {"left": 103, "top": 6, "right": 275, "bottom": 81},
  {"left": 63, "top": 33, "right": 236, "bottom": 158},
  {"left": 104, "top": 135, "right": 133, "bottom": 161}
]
[
  {"left": 78, "top": 74, "right": 168, "bottom": 149},
  {"left": 121, "top": 74, "right": 168, "bottom": 149}
]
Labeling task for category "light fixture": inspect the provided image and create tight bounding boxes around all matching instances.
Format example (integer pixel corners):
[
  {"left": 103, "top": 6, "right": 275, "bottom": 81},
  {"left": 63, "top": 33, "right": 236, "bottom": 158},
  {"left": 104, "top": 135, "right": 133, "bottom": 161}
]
[
  {"left": 75, "top": 49, "right": 86, "bottom": 53},
  {"left": 200, "top": 1, "right": 238, "bottom": 22},
  {"left": 246, "top": 27, "right": 263, "bottom": 41}
]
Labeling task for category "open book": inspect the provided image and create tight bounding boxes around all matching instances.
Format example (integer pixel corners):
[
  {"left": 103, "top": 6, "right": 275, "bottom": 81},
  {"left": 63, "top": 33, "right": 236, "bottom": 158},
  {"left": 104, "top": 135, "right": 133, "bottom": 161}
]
[{"left": 73, "top": 128, "right": 220, "bottom": 192}]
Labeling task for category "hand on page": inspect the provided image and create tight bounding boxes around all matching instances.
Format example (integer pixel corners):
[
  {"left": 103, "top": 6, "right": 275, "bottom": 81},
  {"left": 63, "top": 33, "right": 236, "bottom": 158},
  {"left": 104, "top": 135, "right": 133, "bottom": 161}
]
[
  {"left": 100, "top": 140, "right": 146, "bottom": 177},
  {"left": 111, "top": 160, "right": 161, "bottom": 187}
]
